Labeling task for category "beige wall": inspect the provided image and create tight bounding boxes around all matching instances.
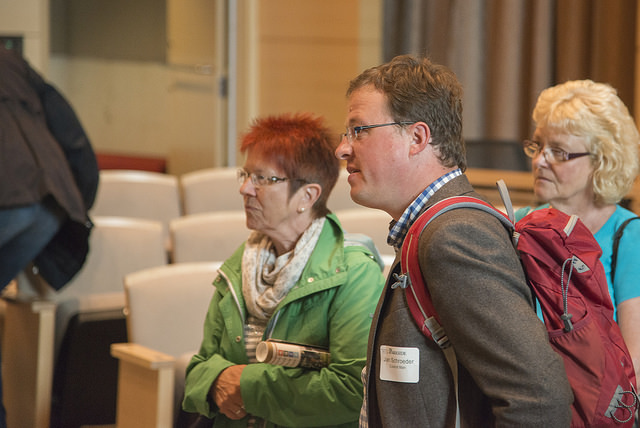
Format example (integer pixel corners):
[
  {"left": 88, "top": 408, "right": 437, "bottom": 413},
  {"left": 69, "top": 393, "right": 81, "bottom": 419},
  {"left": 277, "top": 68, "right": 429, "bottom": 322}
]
[
  {"left": 48, "top": 0, "right": 226, "bottom": 175},
  {"left": 0, "top": 0, "right": 49, "bottom": 73},
  {"left": 43, "top": 0, "right": 382, "bottom": 176},
  {"left": 255, "top": 0, "right": 371, "bottom": 131},
  {"left": 48, "top": 55, "right": 222, "bottom": 175},
  {"left": 230, "top": 0, "right": 383, "bottom": 168},
  {"left": 7, "top": 0, "right": 640, "bottom": 176}
]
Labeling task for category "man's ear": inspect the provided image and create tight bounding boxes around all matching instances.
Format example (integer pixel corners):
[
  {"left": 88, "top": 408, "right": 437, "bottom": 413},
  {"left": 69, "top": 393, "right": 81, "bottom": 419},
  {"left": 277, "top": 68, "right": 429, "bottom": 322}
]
[{"left": 409, "top": 122, "right": 431, "bottom": 156}]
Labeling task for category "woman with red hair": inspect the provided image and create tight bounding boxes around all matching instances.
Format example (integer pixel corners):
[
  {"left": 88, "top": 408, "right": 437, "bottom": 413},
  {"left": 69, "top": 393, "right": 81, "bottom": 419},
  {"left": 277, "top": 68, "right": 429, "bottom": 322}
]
[{"left": 182, "top": 113, "right": 385, "bottom": 427}]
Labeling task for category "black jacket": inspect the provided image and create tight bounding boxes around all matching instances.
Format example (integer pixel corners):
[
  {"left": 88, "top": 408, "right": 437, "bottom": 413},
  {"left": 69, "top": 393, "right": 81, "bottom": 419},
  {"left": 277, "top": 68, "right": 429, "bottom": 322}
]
[{"left": 0, "top": 46, "right": 99, "bottom": 289}]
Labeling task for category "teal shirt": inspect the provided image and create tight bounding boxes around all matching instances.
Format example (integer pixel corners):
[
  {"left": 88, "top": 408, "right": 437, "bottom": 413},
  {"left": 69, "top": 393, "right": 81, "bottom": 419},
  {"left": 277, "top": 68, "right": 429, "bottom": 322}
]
[{"left": 515, "top": 204, "right": 640, "bottom": 320}]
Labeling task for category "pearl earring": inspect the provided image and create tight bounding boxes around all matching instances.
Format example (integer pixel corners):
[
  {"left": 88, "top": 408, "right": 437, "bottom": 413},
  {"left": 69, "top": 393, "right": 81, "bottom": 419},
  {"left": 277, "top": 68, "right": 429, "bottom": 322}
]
[{"left": 298, "top": 207, "right": 306, "bottom": 213}]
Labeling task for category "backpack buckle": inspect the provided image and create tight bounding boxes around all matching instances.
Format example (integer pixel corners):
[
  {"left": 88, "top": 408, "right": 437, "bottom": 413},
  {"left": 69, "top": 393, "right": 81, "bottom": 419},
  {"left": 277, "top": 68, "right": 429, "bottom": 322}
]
[{"left": 391, "top": 273, "right": 408, "bottom": 289}]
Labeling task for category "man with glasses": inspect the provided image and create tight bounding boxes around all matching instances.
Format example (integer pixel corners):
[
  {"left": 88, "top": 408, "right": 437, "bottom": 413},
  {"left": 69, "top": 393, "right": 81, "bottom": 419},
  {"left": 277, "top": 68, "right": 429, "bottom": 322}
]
[{"left": 335, "top": 54, "right": 572, "bottom": 427}]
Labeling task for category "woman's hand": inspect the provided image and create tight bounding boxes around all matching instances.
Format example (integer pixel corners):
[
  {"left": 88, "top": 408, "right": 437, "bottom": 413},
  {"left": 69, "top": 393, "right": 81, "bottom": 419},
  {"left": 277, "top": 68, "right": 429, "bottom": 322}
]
[{"left": 211, "top": 365, "right": 248, "bottom": 419}]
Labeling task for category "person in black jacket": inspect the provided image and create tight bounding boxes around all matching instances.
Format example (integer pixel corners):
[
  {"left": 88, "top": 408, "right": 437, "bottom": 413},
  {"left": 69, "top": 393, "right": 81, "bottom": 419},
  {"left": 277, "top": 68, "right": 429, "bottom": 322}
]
[{"left": 0, "top": 46, "right": 99, "bottom": 427}]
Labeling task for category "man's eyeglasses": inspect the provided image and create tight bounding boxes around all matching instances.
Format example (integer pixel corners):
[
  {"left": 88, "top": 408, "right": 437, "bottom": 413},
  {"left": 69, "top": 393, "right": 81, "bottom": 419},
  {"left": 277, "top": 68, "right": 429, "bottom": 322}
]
[
  {"left": 237, "top": 168, "right": 289, "bottom": 187},
  {"left": 340, "top": 122, "right": 416, "bottom": 143},
  {"left": 522, "top": 139, "right": 591, "bottom": 164}
]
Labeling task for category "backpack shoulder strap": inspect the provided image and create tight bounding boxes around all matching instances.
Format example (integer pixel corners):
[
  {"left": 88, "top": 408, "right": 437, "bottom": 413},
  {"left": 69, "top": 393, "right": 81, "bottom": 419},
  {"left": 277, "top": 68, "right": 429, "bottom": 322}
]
[
  {"left": 395, "top": 195, "right": 512, "bottom": 428},
  {"left": 397, "top": 195, "right": 513, "bottom": 344},
  {"left": 611, "top": 216, "right": 640, "bottom": 284}
]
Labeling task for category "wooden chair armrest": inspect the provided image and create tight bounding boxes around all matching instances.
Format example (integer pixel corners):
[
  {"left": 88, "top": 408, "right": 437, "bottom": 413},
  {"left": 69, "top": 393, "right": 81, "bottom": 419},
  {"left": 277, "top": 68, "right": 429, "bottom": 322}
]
[
  {"left": 111, "top": 342, "right": 175, "bottom": 369},
  {"left": 111, "top": 343, "right": 176, "bottom": 428}
]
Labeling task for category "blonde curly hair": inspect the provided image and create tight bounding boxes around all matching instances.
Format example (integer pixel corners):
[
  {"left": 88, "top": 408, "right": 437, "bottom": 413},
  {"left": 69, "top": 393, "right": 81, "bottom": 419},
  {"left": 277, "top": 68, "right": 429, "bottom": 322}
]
[{"left": 533, "top": 80, "right": 640, "bottom": 205}]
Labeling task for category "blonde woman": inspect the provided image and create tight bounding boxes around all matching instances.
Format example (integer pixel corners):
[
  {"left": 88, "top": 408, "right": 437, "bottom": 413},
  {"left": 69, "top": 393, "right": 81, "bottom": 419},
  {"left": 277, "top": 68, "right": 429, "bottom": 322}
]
[{"left": 516, "top": 79, "right": 640, "bottom": 376}]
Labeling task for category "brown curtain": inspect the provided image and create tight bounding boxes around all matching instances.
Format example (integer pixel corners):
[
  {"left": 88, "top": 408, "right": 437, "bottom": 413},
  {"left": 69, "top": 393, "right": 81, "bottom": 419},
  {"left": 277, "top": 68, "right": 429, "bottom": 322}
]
[
  {"left": 383, "top": 0, "right": 636, "bottom": 143},
  {"left": 556, "top": 0, "right": 636, "bottom": 114}
]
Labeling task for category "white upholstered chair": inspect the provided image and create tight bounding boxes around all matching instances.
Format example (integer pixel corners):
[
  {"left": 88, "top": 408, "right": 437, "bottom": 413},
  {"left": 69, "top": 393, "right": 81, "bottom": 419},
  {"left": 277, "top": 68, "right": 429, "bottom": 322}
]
[
  {"left": 51, "top": 216, "right": 167, "bottom": 356},
  {"left": 53, "top": 216, "right": 168, "bottom": 427},
  {"left": 91, "top": 169, "right": 182, "bottom": 250},
  {"left": 180, "top": 167, "right": 244, "bottom": 215},
  {"left": 112, "top": 261, "right": 221, "bottom": 428},
  {"left": 334, "top": 208, "right": 393, "bottom": 259},
  {"left": 2, "top": 216, "right": 167, "bottom": 428},
  {"left": 169, "top": 211, "right": 248, "bottom": 263}
]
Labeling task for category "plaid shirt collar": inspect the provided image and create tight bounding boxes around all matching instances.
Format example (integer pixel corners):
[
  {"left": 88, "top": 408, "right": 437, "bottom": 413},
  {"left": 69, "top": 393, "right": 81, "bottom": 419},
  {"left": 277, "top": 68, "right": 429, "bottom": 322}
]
[{"left": 387, "top": 169, "right": 462, "bottom": 251}]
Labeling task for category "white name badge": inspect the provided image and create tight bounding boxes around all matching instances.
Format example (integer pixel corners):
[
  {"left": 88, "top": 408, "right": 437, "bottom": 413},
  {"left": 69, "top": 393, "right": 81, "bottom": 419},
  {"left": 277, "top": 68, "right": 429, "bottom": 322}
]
[{"left": 379, "top": 345, "right": 419, "bottom": 383}]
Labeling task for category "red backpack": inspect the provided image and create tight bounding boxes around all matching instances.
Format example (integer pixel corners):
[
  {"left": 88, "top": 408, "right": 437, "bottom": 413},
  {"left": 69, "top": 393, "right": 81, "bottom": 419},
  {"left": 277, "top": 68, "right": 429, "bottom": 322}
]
[{"left": 398, "top": 184, "right": 638, "bottom": 427}]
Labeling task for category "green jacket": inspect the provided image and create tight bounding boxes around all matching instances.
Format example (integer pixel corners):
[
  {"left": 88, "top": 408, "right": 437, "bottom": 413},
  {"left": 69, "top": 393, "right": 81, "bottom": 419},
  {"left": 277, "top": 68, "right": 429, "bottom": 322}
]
[{"left": 183, "top": 214, "right": 385, "bottom": 427}]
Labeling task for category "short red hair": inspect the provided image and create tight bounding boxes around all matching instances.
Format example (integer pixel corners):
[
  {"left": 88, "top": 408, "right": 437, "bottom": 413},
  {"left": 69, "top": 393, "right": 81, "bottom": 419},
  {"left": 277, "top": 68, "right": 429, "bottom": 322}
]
[{"left": 240, "top": 113, "right": 339, "bottom": 217}]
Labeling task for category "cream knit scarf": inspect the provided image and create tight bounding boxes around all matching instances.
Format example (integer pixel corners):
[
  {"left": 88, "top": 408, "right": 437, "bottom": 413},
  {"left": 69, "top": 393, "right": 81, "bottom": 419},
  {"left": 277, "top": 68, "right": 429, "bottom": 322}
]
[{"left": 242, "top": 217, "right": 325, "bottom": 320}]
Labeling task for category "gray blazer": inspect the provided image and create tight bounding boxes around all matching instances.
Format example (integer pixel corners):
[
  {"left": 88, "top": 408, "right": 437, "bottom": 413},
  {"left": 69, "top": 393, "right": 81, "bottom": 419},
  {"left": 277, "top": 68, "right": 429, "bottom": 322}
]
[{"left": 363, "top": 174, "right": 572, "bottom": 427}]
